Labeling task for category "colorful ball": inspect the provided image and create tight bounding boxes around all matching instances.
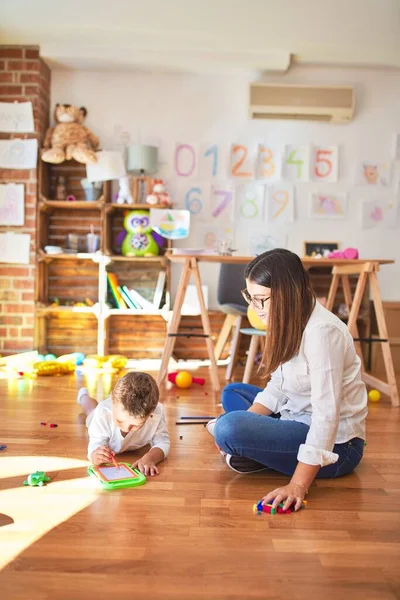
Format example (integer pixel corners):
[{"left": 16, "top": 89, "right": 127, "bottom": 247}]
[
  {"left": 44, "top": 353, "right": 57, "bottom": 361},
  {"left": 368, "top": 389, "right": 381, "bottom": 402},
  {"left": 175, "top": 371, "right": 193, "bottom": 389},
  {"left": 247, "top": 307, "right": 267, "bottom": 331}
]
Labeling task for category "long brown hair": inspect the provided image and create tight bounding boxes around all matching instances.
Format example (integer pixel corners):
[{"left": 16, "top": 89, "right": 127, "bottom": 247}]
[{"left": 245, "top": 249, "right": 315, "bottom": 377}]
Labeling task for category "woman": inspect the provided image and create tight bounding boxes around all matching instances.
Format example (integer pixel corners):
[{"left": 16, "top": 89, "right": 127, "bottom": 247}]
[{"left": 211, "top": 249, "right": 367, "bottom": 512}]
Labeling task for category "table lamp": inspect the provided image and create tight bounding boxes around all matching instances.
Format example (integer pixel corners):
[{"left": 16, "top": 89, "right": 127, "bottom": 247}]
[{"left": 127, "top": 144, "right": 158, "bottom": 203}]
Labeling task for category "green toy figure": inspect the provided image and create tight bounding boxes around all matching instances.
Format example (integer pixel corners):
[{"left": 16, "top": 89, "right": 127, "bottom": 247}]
[
  {"left": 121, "top": 210, "right": 160, "bottom": 257},
  {"left": 23, "top": 471, "right": 51, "bottom": 487}
]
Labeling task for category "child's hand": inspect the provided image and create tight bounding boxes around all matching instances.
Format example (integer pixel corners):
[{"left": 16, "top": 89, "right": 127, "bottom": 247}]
[
  {"left": 90, "top": 445, "right": 114, "bottom": 466},
  {"left": 132, "top": 455, "right": 159, "bottom": 477}
]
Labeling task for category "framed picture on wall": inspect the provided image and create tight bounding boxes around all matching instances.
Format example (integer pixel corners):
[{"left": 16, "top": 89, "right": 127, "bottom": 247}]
[{"left": 303, "top": 241, "right": 340, "bottom": 258}]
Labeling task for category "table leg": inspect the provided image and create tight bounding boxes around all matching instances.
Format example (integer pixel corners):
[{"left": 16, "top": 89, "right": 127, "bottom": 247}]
[
  {"left": 242, "top": 335, "right": 259, "bottom": 384},
  {"left": 341, "top": 274, "right": 365, "bottom": 370},
  {"left": 369, "top": 270, "right": 399, "bottom": 407},
  {"left": 191, "top": 258, "right": 220, "bottom": 392},
  {"left": 157, "top": 258, "right": 192, "bottom": 387}
]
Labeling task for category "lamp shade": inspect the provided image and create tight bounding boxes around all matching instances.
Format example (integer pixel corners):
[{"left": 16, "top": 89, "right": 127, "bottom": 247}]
[
  {"left": 127, "top": 144, "right": 158, "bottom": 174},
  {"left": 86, "top": 151, "right": 126, "bottom": 182}
]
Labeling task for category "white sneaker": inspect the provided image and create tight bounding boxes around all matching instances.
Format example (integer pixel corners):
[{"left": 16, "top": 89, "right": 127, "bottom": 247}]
[
  {"left": 206, "top": 418, "right": 217, "bottom": 437},
  {"left": 77, "top": 387, "right": 89, "bottom": 405},
  {"left": 225, "top": 454, "right": 269, "bottom": 474}
]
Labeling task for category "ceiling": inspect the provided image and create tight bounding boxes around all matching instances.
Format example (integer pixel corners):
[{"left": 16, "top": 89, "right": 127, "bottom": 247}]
[{"left": 1, "top": 0, "right": 400, "bottom": 73}]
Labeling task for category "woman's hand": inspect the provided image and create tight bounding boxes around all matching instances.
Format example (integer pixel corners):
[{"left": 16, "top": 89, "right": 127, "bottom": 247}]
[{"left": 261, "top": 481, "right": 306, "bottom": 512}]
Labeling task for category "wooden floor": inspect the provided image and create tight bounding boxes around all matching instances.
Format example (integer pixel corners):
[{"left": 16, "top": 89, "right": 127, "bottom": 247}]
[{"left": 0, "top": 367, "right": 400, "bottom": 600}]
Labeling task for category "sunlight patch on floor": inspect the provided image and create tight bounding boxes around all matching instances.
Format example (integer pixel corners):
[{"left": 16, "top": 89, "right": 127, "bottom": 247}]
[
  {"left": 0, "top": 456, "right": 90, "bottom": 479},
  {"left": 0, "top": 457, "right": 100, "bottom": 570}
]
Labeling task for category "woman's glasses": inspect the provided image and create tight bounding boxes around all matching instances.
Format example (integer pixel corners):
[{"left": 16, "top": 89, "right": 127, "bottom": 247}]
[{"left": 241, "top": 289, "right": 271, "bottom": 311}]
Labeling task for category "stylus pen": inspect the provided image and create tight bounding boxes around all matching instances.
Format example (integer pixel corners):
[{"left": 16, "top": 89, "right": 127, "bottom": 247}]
[
  {"left": 180, "top": 416, "right": 215, "bottom": 420},
  {"left": 175, "top": 421, "right": 209, "bottom": 425},
  {"left": 111, "top": 453, "right": 120, "bottom": 469}
]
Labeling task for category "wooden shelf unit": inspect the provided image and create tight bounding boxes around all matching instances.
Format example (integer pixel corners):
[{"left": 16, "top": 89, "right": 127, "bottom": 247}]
[{"left": 35, "top": 159, "right": 171, "bottom": 357}]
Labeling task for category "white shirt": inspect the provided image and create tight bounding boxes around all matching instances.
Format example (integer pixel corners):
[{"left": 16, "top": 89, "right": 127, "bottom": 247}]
[
  {"left": 87, "top": 397, "right": 170, "bottom": 460},
  {"left": 254, "top": 301, "right": 368, "bottom": 467}
]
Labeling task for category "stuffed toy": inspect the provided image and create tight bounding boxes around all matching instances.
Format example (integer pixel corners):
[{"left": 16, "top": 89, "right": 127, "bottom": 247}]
[
  {"left": 116, "top": 176, "right": 133, "bottom": 205},
  {"left": 122, "top": 210, "right": 160, "bottom": 257},
  {"left": 42, "top": 103, "right": 100, "bottom": 165},
  {"left": 146, "top": 179, "right": 172, "bottom": 207}
]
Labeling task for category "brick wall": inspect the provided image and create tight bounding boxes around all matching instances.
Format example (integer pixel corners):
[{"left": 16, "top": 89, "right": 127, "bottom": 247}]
[{"left": 0, "top": 46, "right": 51, "bottom": 354}]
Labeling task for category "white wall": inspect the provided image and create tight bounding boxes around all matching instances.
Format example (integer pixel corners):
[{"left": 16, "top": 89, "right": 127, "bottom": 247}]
[{"left": 51, "top": 66, "right": 400, "bottom": 305}]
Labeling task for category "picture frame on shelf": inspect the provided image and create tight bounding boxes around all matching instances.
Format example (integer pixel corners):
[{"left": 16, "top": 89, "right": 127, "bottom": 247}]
[{"left": 303, "top": 241, "right": 340, "bottom": 258}]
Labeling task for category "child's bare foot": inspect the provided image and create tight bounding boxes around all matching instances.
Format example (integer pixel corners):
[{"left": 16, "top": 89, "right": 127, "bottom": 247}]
[
  {"left": 77, "top": 387, "right": 89, "bottom": 405},
  {"left": 77, "top": 387, "right": 98, "bottom": 416}
]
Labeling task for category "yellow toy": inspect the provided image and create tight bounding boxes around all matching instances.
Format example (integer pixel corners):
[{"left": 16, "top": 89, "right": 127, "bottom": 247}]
[
  {"left": 368, "top": 389, "right": 381, "bottom": 402},
  {"left": 42, "top": 103, "right": 100, "bottom": 165},
  {"left": 83, "top": 355, "right": 128, "bottom": 371},
  {"left": 247, "top": 307, "right": 267, "bottom": 331},
  {"left": 33, "top": 361, "right": 75, "bottom": 376}
]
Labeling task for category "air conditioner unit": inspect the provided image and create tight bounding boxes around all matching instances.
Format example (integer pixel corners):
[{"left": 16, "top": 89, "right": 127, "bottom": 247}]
[{"left": 249, "top": 83, "right": 355, "bottom": 123}]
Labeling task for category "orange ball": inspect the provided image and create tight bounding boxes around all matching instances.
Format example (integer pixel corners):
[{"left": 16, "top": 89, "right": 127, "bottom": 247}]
[{"left": 175, "top": 371, "right": 193, "bottom": 389}]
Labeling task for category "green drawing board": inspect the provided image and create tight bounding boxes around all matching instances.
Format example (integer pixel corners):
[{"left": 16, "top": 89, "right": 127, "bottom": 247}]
[{"left": 88, "top": 462, "right": 146, "bottom": 489}]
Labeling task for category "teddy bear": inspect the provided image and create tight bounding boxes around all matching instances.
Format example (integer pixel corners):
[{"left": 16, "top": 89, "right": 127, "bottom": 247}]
[
  {"left": 146, "top": 179, "right": 172, "bottom": 207},
  {"left": 116, "top": 176, "right": 134, "bottom": 205},
  {"left": 42, "top": 103, "right": 100, "bottom": 165}
]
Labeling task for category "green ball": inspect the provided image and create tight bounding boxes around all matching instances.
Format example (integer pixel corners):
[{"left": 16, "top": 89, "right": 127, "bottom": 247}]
[{"left": 44, "top": 353, "right": 57, "bottom": 361}]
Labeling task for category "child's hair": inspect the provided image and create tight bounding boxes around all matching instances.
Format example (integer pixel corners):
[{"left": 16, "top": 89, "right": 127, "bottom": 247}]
[{"left": 112, "top": 372, "right": 159, "bottom": 418}]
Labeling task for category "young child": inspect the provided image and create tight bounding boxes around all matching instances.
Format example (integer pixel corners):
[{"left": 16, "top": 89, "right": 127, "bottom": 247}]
[{"left": 77, "top": 372, "right": 170, "bottom": 476}]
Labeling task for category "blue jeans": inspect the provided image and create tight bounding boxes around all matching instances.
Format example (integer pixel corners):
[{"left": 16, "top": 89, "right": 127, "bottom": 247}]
[{"left": 215, "top": 383, "right": 364, "bottom": 478}]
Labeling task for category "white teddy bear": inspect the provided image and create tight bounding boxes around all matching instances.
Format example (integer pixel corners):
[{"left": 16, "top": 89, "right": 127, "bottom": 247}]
[{"left": 116, "top": 176, "right": 133, "bottom": 205}]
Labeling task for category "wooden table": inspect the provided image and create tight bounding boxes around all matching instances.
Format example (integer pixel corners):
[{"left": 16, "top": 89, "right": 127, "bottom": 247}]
[{"left": 157, "top": 254, "right": 396, "bottom": 399}]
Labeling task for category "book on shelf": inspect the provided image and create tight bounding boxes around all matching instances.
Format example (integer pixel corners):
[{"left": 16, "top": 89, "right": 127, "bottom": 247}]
[
  {"left": 118, "top": 285, "right": 137, "bottom": 309},
  {"left": 153, "top": 271, "right": 166, "bottom": 309},
  {"left": 121, "top": 285, "right": 138, "bottom": 309},
  {"left": 106, "top": 270, "right": 166, "bottom": 312},
  {"left": 107, "top": 272, "right": 127, "bottom": 309},
  {"left": 128, "top": 288, "right": 153, "bottom": 310}
]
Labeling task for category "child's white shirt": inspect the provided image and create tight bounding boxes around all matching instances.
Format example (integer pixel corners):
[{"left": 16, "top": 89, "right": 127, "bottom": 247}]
[{"left": 86, "top": 397, "right": 170, "bottom": 460}]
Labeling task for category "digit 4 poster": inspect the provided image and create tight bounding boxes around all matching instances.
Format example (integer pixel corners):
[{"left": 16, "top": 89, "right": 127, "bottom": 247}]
[{"left": 284, "top": 145, "right": 310, "bottom": 182}]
